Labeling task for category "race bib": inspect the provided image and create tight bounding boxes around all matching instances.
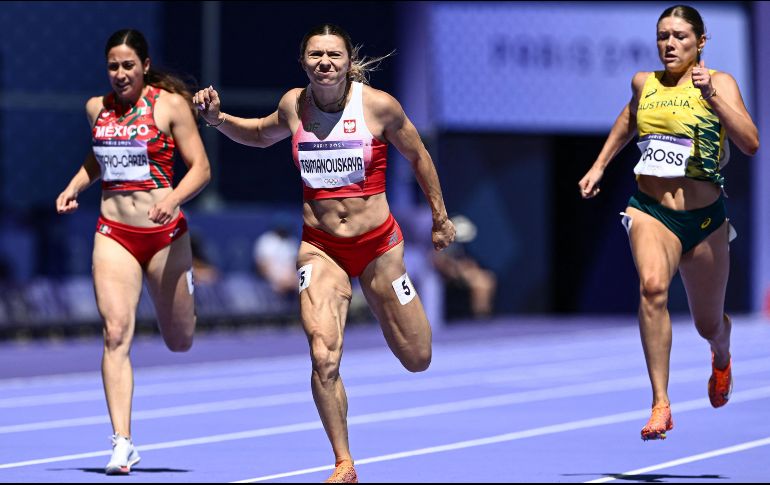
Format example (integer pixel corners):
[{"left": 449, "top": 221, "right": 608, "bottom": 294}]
[
  {"left": 298, "top": 140, "right": 365, "bottom": 189},
  {"left": 93, "top": 139, "right": 151, "bottom": 182},
  {"left": 634, "top": 134, "right": 691, "bottom": 178},
  {"left": 391, "top": 273, "right": 417, "bottom": 306},
  {"left": 298, "top": 264, "right": 312, "bottom": 293}
]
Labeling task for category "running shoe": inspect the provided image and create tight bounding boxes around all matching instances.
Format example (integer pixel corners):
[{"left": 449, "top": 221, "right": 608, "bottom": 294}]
[
  {"left": 708, "top": 352, "right": 732, "bottom": 408},
  {"left": 105, "top": 434, "right": 141, "bottom": 475},
  {"left": 325, "top": 461, "right": 358, "bottom": 483},
  {"left": 641, "top": 402, "right": 673, "bottom": 441}
]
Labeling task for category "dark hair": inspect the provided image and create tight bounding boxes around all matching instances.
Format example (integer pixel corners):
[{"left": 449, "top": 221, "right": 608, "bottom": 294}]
[
  {"left": 105, "top": 29, "right": 195, "bottom": 113},
  {"left": 658, "top": 5, "right": 707, "bottom": 61},
  {"left": 298, "top": 23, "right": 393, "bottom": 85}
]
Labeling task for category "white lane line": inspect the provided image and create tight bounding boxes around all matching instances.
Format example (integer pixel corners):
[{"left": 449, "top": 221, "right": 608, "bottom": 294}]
[
  {"left": 0, "top": 329, "right": 652, "bottom": 392},
  {"left": 5, "top": 317, "right": 769, "bottom": 392},
  {"left": 0, "top": 337, "right": 648, "bottom": 408},
  {"left": 231, "top": 387, "right": 770, "bottom": 483},
  {"left": 3, "top": 383, "right": 770, "bottom": 472},
  {"left": 0, "top": 353, "right": 639, "bottom": 433},
  {"left": 0, "top": 328, "right": 732, "bottom": 409},
  {"left": 584, "top": 436, "right": 770, "bottom": 483},
  {"left": 5, "top": 355, "right": 770, "bottom": 435}
]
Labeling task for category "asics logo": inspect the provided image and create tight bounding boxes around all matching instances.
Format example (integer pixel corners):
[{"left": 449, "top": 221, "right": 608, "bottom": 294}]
[
  {"left": 169, "top": 228, "right": 180, "bottom": 238},
  {"left": 701, "top": 217, "right": 712, "bottom": 229},
  {"left": 645, "top": 89, "right": 657, "bottom": 98}
]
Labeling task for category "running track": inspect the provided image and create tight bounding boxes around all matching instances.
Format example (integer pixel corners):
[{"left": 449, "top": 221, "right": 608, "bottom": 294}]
[{"left": 0, "top": 315, "right": 769, "bottom": 482}]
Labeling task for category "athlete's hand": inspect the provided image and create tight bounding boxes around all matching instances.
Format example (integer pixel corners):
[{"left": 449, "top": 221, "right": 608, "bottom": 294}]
[
  {"left": 148, "top": 198, "right": 178, "bottom": 225},
  {"left": 56, "top": 188, "right": 79, "bottom": 214},
  {"left": 432, "top": 217, "right": 456, "bottom": 251},
  {"left": 192, "top": 85, "right": 222, "bottom": 125},
  {"left": 578, "top": 166, "right": 604, "bottom": 199},
  {"left": 692, "top": 60, "right": 714, "bottom": 99}
]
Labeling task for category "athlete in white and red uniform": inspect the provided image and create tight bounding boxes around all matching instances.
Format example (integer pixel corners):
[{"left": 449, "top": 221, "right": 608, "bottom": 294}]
[
  {"left": 56, "top": 29, "right": 211, "bottom": 475},
  {"left": 294, "top": 81, "right": 401, "bottom": 277},
  {"left": 194, "top": 23, "right": 455, "bottom": 483}
]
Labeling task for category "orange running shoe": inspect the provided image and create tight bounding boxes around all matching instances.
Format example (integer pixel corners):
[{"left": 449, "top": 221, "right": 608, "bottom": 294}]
[
  {"left": 325, "top": 461, "right": 358, "bottom": 483},
  {"left": 708, "top": 352, "right": 732, "bottom": 408},
  {"left": 641, "top": 402, "right": 674, "bottom": 441}
]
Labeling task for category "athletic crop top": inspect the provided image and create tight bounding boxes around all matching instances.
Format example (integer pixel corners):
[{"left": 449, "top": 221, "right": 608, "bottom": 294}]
[
  {"left": 292, "top": 81, "right": 388, "bottom": 200},
  {"left": 92, "top": 86, "right": 176, "bottom": 191},
  {"left": 635, "top": 70, "right": 728, "bottom": 187}
]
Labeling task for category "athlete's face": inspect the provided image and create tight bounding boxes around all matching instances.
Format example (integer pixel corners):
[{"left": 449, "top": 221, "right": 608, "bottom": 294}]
[
  {"left": 106, "top": 44, "right": 150, "bottom": 103},
  {"left": 301, "top": 35, "right": 350, "bottom": 88},
  {"left": 656, "top": 17, "right": 705, "bottom": 72}
]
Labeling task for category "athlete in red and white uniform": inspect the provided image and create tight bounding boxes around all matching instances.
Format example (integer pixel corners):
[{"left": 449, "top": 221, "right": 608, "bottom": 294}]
[
  {"left": 293, "top": 81, "right": 402, "bottom": 277},
  {"left": 92, "top": 85, "right": 190, "bottom": 265},
  {"left": 194, "top": 24, "right": 455, "bottom": 483},
  {"left": 94, "top": 85, "right": 176, "bottom": 192},
  {"left": 56, "top": 29, "right": 211, "bottom": 475}
]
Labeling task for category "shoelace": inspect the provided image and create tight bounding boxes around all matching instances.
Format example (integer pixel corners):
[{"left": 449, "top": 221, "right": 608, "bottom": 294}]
[{"left": 110, "top": 434, "right": 131, "bottom": 447}]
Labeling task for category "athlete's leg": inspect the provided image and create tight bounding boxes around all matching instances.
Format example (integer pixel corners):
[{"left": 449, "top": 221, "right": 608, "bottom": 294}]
[
  {"left": 93, "top": 233, "right": 143, "bottom": 438},
  {"left": 680, "top": 220, "right": 732, "bottom": 407},
  {"left": 679, "top": 221, "right": 731, "bottom": 366},
  {"left": 298, "top": 242, "right": 355, "bottom": 466},
  {"left": 359, "top": 241, "right": 432, "bottom": 373},
  {"left": 626, "top": 207, "right": 682, "bottom": 408},
  {"left": 144, "top": 232, "right": 196, "bottom": 352}
]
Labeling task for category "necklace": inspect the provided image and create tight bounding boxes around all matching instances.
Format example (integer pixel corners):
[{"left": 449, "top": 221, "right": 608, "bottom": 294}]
[{"left": 312, "top": 82, "right": 350, "bottom": 112}]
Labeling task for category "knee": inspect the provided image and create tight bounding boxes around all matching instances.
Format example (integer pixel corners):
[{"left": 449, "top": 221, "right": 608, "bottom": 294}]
[
  {"left": 401, "top": 347, "right": 431, "bottom": 373},
  {"left": 103, "top": 318, "right": 132, "bottom": 352},
  {"left": 639, "top": 276, "right": 669, "bottom": 306},
  {"left": 309, "top": 335, "right": 341, "bottom": 383},
  {"left": 166, "top": 333, "right": 193, "bottom": 353},
  {"left": 162, "top": 316, "right": 195, "bottom": 352}
]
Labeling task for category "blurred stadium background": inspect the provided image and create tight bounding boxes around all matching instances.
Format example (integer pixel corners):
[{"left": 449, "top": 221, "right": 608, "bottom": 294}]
[{"left": 0, "top": 1, "right": 768, "bottom": 338}]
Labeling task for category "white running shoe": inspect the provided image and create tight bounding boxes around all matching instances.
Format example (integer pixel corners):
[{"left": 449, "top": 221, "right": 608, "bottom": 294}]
[{"left": 105, "top": 434, "right": 141, "bottom": 475}]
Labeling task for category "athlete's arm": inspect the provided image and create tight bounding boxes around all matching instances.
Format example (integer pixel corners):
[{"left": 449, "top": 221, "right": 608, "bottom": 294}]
[
  {"left": 149, "top": 91, "right": 212, "bottom": 224},
  {"left": 376, "top": 91, "right": 455, "bottom": 251},
  {"left": 56, "top": 97, "right": 104, "bottom": 214},
  {"left": 193, "top": 86, "right": 294, "bottom": 148},
  {"left": 703, "top": 70, "right": 759, "bottom": 156},
  {"left": 579, "top": 71, "right": 647, "bottom": 199}
]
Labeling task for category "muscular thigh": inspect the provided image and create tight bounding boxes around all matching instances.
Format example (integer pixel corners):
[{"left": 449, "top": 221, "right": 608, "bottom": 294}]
[
  {"left": 298, "top": 242, "right": 353, "bottom": 349},
  {"left": 92, "top": 233, "right": 143, "bottom": 323},
  {"left": 359, "top": 242, "right": 431, "bottom": 347},
  {"left": 144, "top": 232, "right": 195, "bottom": 330},
  {"left": 679, "top": 220, "right": 730, "bottom": 320},
  {"left": 625, "top": 207, "right": 682, "bottom": 284}
]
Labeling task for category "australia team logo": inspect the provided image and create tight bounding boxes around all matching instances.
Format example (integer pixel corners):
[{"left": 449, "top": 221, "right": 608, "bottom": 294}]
[{"left": 343, "top": 119, "right": 356, "bottom": 134}]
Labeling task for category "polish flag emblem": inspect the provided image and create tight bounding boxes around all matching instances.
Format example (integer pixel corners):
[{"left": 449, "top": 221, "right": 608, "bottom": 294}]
[{"left": 343, "top": 119, "right": 356, "bottom": 133}]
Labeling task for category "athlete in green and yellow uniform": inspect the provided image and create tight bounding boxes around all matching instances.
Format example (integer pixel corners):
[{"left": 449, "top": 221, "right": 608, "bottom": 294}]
[
  {"left": 578, "top": 5, "right": 758, "bottom": 441},
  {"left": 636, "top": 69, "right": 729, "bottom": 187}
]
